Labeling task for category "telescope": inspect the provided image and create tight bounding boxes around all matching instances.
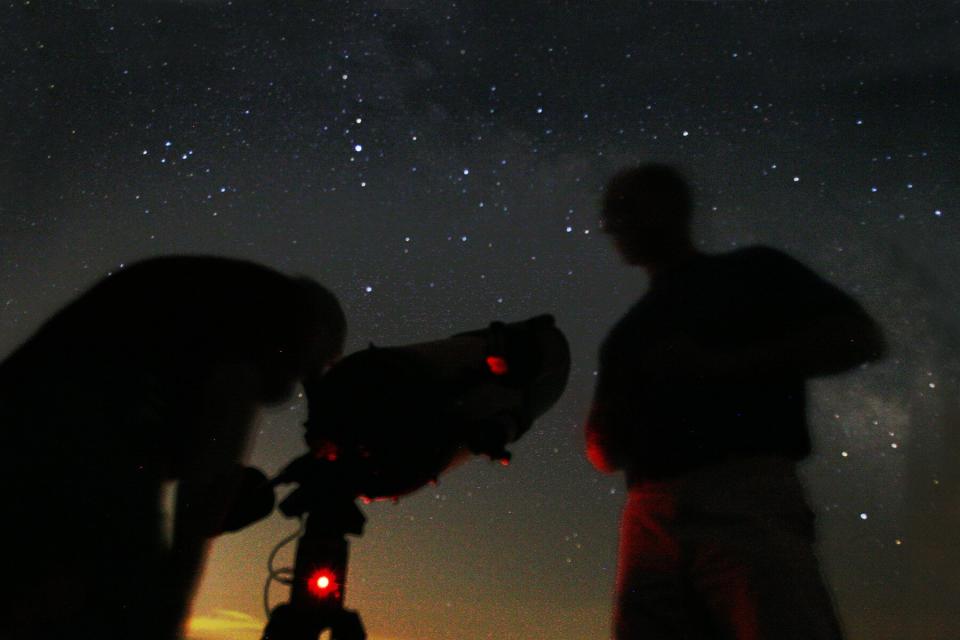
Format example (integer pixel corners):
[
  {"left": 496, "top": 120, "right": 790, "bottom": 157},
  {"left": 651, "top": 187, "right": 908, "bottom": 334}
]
[{"left": 261, "top": 314, "right": 570, "bottom": 640}]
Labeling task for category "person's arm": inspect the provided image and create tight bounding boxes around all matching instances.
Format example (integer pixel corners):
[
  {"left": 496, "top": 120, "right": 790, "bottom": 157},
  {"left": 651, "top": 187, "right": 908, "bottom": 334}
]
[
  {"left": 585, "top": 365, "right": 627, "bottom": 473},
  {"left": 166, "top": 362, "right": 263, "bottom": 637},
  {"left": 632, "top": 249, "right": 886, "bottom": 381},
  {"left": 730, "top": 249, "right": 885, "bottom": 378},
  {"left": 585, "top": 405, "right": 621, "bottom": 473},
  {"left": 640, "top": 315, "right": 884, "bottom": 382},
  {"left": 704, "top": 306, "right": 884, "bottom": 379}
]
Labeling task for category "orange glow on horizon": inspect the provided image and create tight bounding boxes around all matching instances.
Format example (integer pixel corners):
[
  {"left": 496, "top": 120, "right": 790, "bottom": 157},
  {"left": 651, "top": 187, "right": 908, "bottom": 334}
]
[{"left": 186, "top": 610, "right": 406, "bottom": 640}]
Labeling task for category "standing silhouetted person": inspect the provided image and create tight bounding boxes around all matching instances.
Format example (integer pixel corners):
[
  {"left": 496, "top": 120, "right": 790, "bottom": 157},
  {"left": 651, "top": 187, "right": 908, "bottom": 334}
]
[
  {"left": 586, "top": 164, "right": 885, "bottom": 640},
  {"left": 0, "top": 256, "right": 345, "bottom": 640}
]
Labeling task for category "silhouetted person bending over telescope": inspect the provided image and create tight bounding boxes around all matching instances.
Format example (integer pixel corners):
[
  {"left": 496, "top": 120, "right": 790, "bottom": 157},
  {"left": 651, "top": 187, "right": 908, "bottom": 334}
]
[
  {"left": 586, "top": 164, "right": 885, "bottom": 640},
  {"left": 0, "top": 256, "right": 345, "bottom": 640}
]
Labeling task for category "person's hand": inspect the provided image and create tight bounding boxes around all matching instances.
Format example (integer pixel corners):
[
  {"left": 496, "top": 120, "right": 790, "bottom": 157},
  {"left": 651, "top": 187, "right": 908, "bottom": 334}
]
[{"left": 218, "top": 466, "right": 275, "bottom": 534}]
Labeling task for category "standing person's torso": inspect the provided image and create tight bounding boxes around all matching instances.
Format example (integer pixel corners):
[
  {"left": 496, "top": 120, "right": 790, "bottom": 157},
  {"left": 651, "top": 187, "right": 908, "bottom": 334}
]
[{"left": 599, "top": 247, "right": 811, "bottom": 481}]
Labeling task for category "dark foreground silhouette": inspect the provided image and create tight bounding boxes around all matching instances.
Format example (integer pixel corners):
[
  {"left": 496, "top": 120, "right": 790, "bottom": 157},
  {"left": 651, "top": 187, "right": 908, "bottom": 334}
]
[
  {"left": 263, "top": 314, "right": 571, "bottom": 640},
  {"left": 587, "top": 164, "right": 885, "bottom": 639},
  {"left": 0, "top": 256, "right": 345, "bottom": 640}
]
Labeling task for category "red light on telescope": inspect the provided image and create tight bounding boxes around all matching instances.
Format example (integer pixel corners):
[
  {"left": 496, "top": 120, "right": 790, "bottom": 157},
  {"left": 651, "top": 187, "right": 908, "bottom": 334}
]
[
  {"left": 307, "top": 568, "right": 340, "bottom": 599},
  {"left": 311, "top": 441, "right": 339, "bottom": 462},
  {"left": 486, "top": 355, "right": 509, "bottom": 375}
]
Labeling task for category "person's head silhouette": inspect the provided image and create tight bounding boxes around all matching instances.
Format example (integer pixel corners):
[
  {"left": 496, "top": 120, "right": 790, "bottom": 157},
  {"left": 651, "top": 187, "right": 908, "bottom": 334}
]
[
  {"left": 601, "top": 163, "right": 698, "bottom": 272},
  {"left": 252, "top": 276, "right": 347, "bottom": 404}
]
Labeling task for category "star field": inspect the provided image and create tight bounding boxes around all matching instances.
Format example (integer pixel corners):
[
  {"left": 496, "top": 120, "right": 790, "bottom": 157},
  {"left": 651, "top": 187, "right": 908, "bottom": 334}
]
[{"left": 1, "top": 2, "right": 959, "bottom": 639}]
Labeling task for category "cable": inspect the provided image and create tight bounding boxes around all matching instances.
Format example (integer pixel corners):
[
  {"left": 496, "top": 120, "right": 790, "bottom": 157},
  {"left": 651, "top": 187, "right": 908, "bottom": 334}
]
[{"left": 263, "top": 516, "right": 305, "bottom": 618}]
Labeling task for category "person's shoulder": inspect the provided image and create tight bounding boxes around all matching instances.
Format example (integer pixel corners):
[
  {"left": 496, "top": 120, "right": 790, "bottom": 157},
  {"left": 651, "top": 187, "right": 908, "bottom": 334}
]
[
  {"left": 118, "top": 255, "right": 284, "bottom": 278},
  {"left": 107, "top": 255, "right": 295, "bottom": 295},
  {"left": 724, "top": 245, "right": 795, "bottom": 265},
  {"left": 723, "top": 246, "right": 841, "bottom": 300},
  {"left": 721, "top": 245, "right": 814, "bottom": 275}
]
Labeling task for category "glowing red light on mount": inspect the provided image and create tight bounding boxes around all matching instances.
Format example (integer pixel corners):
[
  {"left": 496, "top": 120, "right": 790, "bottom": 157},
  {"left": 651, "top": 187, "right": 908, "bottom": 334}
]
[
  {"left": 486, "top": 355, "right": 509, "bottom": 375},
  {"left": 307, "top": 569, "right": 339, "bottom": 599}
]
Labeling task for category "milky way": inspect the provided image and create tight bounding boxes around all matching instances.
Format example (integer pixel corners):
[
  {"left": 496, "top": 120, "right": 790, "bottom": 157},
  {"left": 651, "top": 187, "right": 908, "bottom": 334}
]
[{"left": 2, "top": 3, "right": 958, "bottom": 638}]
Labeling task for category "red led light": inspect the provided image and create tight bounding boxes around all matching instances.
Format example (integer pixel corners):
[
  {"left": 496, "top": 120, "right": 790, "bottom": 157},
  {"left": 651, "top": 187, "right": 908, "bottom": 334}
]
[
  {"left": 307, "top": 569, "right": 340, "bottom": 599},
  {"left": 312, "top": 441, "right": 339, "bottom": 462},
  {"left": 486, "top": 355, "right": 509, "bottom": 375}
]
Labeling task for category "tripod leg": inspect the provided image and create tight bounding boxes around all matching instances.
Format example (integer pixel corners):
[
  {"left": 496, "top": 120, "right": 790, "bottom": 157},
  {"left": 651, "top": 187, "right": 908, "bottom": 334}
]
[
  {"left": 330, "top": 609, "right": 366, "bottom": 640},
  {"left": 262, "top": 604, "right": 325, "bottom": 640}
]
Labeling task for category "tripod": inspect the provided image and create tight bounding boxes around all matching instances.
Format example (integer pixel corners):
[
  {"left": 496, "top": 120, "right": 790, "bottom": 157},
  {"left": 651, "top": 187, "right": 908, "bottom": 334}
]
[
  {"left": 260, "top": 314, "right": 571, "bottom": 638},
  {"left": 262, "top": 458, "right": 368, "bottom": 640}
]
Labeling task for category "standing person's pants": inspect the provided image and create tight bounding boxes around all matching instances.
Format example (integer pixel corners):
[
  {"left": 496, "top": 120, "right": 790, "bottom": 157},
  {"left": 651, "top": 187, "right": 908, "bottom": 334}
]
[{"left": 614, "top": 457, "right": 844, "bottom": 640}]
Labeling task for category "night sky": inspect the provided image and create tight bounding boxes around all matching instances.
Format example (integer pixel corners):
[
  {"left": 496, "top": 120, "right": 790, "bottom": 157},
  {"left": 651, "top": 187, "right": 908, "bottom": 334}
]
[{"left": 2, "top": 2, "right": 959, "bottom": 639}]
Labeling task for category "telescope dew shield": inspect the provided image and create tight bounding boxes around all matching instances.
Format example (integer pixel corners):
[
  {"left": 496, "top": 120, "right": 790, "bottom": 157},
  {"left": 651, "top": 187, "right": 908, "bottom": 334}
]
[
  {"left": 303, "top": 315, "right": 570, "bottom": 500},
  {"left": 456, "top": 314, "right": 572, "bottom": 435}
]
